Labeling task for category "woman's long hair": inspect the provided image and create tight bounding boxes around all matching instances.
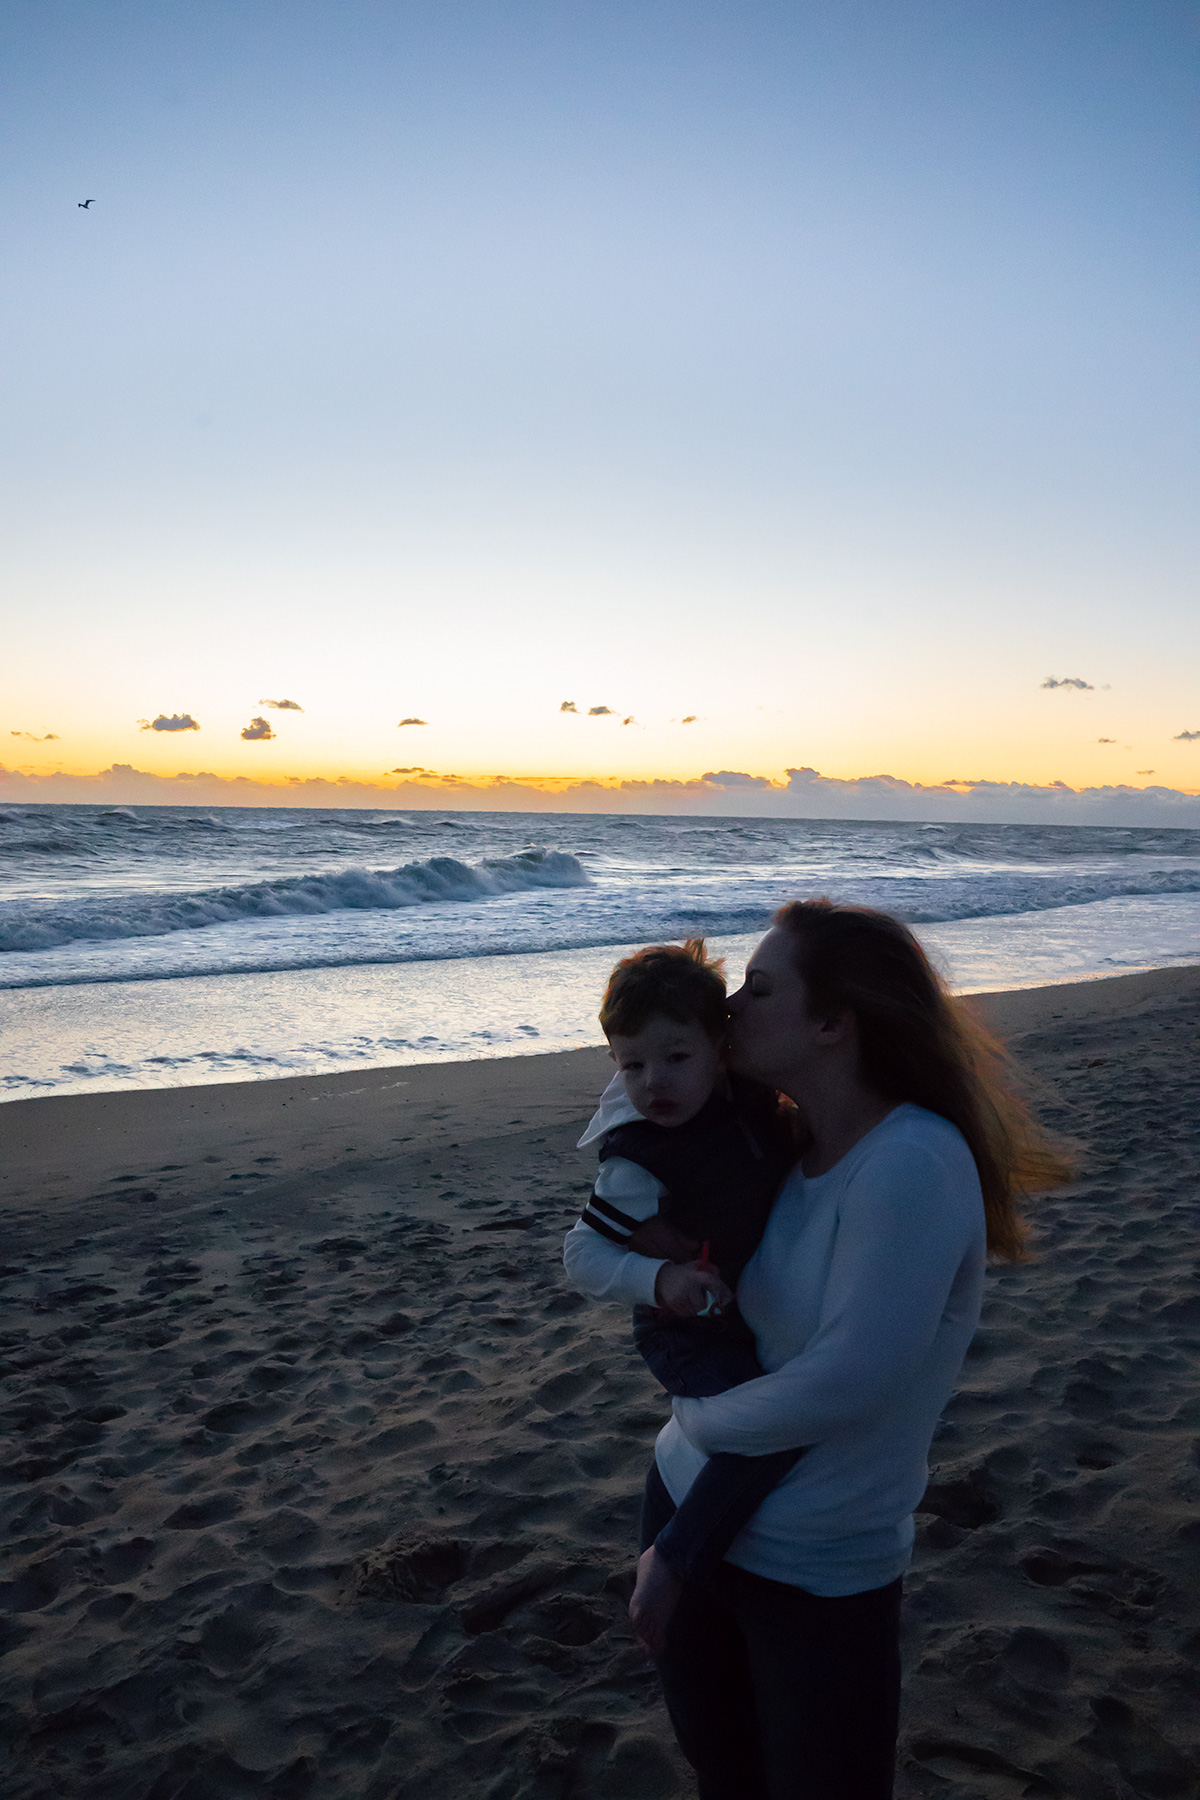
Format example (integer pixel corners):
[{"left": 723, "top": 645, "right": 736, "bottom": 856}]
[{"left": 774, "top": 899, "right": 1071, "bottom": 1260}]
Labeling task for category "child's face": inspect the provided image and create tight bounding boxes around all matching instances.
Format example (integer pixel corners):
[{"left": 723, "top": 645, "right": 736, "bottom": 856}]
[{"left": 606, "top": 1014, "right": 723, "bottom": 1129}]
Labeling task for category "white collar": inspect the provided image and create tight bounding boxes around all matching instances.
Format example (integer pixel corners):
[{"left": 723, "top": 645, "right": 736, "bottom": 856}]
[{"left": 577, "top": 1069, "right": 642, "bottom": 1148}]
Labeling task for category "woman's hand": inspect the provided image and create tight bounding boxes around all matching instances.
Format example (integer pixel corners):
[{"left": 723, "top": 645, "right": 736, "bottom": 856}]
[
  {"left": 626, "top": 1217, "right": 700, "bottom": 1263},
  {"left": 654, "top": 1259, "right": 733, "bottom": 1317},
  {"left": 629, "top": 1544, "right": 683, "bottom": 1658}
]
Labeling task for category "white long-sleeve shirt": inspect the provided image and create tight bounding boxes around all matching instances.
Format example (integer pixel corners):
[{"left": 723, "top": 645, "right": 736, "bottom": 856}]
[
  {"left": 562, "top": 1074, "right": 669, "bottom": 1308},
  {"left": 656, "top": 1103, "right": 986, "bottom": 1596}
]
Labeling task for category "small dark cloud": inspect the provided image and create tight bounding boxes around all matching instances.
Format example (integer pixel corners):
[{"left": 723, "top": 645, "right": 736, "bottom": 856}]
[
  {"left": 397, "top": 717, "right": 427, "bottom": 727},
  {"left": 1041, "top": 677, "right": 1093, "bottom": 691},
  {"left": 259, "top": 697, "right": 304, "bottom": 711},
  {"left": 622, "top": 716, "right": 636, "bottom": 726},
  {"left": 390, "top": 766, "right": 435, "bottom": 775},
  {"left": 560, "top": 701, "right": 577, "bottom": 713},
  {"left": 1175, "top": 730, "right": 1200, "bottom": 741},
  {"left": 240, "top": 716, "right": 275, "bottom": 741},
  {"left": 1137, "top": 769, "right": 1155, "bottom": 775},
  {"left": 1097, "top": 737, "right": 1116, "bottom": 744},
  {"left": 680, "top": 715, "right": 698, "bottom": 724},
  {"left": 140, "top": 713, "right": 200, "bottom": 732},
  {"left": 588, "top": 705, "right": 613, "bottom": 716},
  {"left": 10, "top": 731, "right": 59, "bottom": 742}
]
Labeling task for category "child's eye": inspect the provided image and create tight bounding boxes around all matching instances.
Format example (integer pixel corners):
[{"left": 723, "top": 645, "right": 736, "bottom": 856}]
[{"left": 667, "top": 1052, "right": 691, "bottom": 1064}]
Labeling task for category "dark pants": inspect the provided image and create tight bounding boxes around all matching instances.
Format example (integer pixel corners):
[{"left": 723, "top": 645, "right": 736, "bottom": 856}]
[
  {"left": 633, "top": 1304, "right": 766, "bottom": 1398},
  {"left": 634, "top": 1306, "right": 807, "bottom": 1581},
  {"left": 641, "top": 1464, "right": 902, "bottom": 1800}
]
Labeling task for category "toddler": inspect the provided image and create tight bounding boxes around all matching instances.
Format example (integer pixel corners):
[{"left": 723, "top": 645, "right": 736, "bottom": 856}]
[{"left": 562, "top": 940, "right": 805, "bottom": 1591}]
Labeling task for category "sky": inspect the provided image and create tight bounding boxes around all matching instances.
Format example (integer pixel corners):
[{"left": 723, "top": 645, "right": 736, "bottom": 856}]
[{"left": 2, "top": 0, "right": 1197, "bottom": 820}]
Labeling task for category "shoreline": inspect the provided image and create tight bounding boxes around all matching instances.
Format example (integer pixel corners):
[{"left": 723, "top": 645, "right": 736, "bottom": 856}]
[
  {"left": 7, "top": 888, "right": 1200, "bottom": 1106},
  {"left": 2, "top": 963, "right": 1197, "bottom": 1219}
]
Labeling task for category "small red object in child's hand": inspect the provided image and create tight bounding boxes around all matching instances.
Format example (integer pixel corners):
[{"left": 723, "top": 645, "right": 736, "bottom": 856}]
[{"left": 697, "top": 1241, "right": 723, "bottom": 1317}]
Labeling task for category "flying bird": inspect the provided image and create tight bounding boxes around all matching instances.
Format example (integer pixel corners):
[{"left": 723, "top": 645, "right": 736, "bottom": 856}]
[{"left": 78, "top": 198, "right": 95, "bottom": 208}]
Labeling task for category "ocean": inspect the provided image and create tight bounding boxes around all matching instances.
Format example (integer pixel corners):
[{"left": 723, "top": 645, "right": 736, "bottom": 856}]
[{"left": 2, "top": 804, "right": 1198, "bottom": 1100}]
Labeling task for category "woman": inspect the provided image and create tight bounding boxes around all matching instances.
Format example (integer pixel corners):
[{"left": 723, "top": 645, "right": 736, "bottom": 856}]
[{"left": 629, "top": 899, "right": 1069, "bottom": 1800}]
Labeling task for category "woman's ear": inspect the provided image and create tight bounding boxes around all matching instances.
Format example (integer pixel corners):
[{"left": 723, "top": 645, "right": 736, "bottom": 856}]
[{"left": 814, "top": 1009, "right": 855, "bottom": 1046}]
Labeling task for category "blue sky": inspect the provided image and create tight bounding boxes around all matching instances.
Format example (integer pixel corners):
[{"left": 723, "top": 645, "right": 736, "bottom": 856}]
[{"left": 2, "top": 1, "right": 1197, "bottom": 812}]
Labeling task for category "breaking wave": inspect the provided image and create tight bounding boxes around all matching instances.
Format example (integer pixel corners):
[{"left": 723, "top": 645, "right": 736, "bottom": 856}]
[{"left": 0, "top": 850, "right": 589, "bottom": 954}]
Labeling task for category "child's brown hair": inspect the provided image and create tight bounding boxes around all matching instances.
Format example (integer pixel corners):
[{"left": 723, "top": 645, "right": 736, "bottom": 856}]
[{"left": 598, "top": 939, "right": 727, "bottom": 1042}]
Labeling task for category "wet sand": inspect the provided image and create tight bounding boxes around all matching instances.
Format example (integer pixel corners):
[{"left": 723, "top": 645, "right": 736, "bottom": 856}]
[{"left": 1, "top": 964, "right": 1197, "bottom": 1799}]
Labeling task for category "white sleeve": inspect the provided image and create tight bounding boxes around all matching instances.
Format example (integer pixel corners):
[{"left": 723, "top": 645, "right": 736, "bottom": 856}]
[
  {"left": 672, "top": 1143, "right": 982, "bottom": 1455},
  {"left": 562, "top": 1157, "right": 668, "bottom": 1308}
]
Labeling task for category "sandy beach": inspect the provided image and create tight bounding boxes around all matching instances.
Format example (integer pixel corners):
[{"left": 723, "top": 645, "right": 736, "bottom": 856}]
[{"left": 1, "top": 964, "right": 1197, "bottom": 1800}]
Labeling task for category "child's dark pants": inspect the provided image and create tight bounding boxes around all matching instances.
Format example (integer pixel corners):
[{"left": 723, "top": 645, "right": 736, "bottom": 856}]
[
  {"left": 633, "top": 1305, "right": 805, "bottom": 1582},
  {"left": 634, "top": 1305, "right": 766, "bottom": 1396}
]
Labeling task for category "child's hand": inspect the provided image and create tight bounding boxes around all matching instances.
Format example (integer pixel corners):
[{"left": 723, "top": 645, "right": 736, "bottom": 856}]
[
  {"left": 629, "top": 1544, "right": 684, "bottom": 1658},
  {"left": 654, "top": 1260, "right": 733, "bottom": 1318},
  {"left": 626, "top": 1217, "right": 700, "bottom": 1263}
]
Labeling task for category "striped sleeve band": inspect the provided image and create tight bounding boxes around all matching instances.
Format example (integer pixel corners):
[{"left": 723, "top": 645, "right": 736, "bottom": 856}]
[{"left": 579, "top": 1191, "right": 642, "bottom": 1245}]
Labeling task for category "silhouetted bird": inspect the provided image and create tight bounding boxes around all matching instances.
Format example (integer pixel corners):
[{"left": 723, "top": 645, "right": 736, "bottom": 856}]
[{"left": 78, "top": 198, "right": 95, "bottom": 208}]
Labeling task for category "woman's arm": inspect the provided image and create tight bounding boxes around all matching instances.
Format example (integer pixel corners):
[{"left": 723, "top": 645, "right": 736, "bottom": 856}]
[{"left": 672, "top": 1142, "right": 982, "bottom": 1457}]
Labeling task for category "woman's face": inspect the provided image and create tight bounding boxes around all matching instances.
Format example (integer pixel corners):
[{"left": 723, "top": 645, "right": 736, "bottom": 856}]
[{"left": 726, "top": 927, "right": 819, "bottom": 1088}]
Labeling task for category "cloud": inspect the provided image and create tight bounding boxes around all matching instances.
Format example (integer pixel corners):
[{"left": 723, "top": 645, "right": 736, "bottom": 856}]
[
  {"left": 3, "top": 761, "right": 1199, "bottom": 826},
  {"left": 240, "top": 716, "right": 275, "bottom": 741},
  {"left": 10, "top": 731, "right": 59, "bottom": 742},
  {"left": 259, "top": 698, "right": 304, "bottom": 711},
  {"left": 560, "top": 701, "right": 577, "bottom": 713},
  {"left": 389, "top": 766, "right": 436, "bottom": 775},
  {"left": 622, "top": 716, "right": 636, "bottom": 726},
  {"left": 1174, "top": 730, "right": 1200, "bottom": 741},
  {"left": 1137, "top": 770, "right": 1155, "bottom": 775},
  {"left": 1097, "top": 737, "right": 1116, "bottom": 744},
  {"left": 680, "top": 715, "right": 698, "bottom": 724},
  {"left": 139, "top": 713, "right": 200, "bottom": 732},
  {"left": 701, "top": 770, "right": 774, "bottom": 789},
  {"left": 397, "top": 717, "right": 427, "bottom": 727},
  {"left": 588, "top": 705, "right": 613, "bottom": 716},
  {"left": 1041, "top": 677, "right": 1093, "bottom": 691}
]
